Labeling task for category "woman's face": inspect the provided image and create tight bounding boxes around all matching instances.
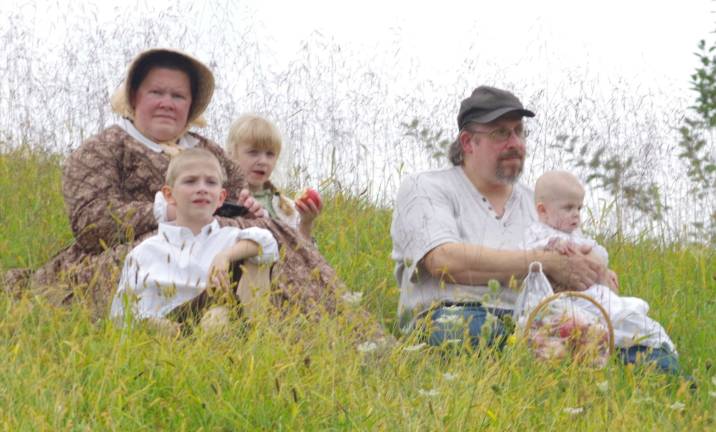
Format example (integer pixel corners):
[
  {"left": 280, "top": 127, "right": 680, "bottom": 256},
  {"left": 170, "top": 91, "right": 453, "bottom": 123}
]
[{"left": 132, "top": 67, "right": 192, "bottom": 142}]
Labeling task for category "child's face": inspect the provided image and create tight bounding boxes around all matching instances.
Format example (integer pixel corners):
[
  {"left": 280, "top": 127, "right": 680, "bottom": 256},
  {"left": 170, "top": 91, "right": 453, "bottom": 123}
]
[
  {"left": 233, "top": 142, "right": 278, "bottom": 192},
  {"left": 164, "top": 159, "right": 227, "bottom": 227},
  {"left": 539, "top": 193, "right": 584, "bottom": 233}
]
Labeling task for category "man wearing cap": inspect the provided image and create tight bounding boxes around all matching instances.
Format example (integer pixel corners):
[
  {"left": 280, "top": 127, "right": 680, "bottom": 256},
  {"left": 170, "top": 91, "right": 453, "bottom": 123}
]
[{"left": 391, "top": 86, "right": 604, "bottom": 345}]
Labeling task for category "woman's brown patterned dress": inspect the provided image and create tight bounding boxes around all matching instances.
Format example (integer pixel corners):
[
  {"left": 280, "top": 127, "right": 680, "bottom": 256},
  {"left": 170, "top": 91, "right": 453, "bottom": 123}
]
[{"left": 25, "top": 126, "right": 340, "bottom": 319}]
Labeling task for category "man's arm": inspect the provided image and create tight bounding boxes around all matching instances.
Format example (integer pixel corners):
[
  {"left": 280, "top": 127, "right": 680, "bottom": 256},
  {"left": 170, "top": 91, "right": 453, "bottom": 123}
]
[{"left": 423, "top": 242, "right": 604, "bottom": 291}]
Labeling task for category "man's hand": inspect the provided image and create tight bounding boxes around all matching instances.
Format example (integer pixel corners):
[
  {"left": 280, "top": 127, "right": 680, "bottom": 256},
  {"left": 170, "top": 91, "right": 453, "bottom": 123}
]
[
  {"left": 237, "top": 189, "right": 267, "bottom": 218},
  {"left": 606, "top": 269, "right": 619, "bottom": 293},
  {"left": 547, "top": 250, "right": 604, "bottom": 291}
]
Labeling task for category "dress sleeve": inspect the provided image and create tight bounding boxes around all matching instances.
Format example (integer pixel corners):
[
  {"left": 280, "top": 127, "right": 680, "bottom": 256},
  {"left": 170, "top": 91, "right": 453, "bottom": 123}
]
[{"left": 63, "top": 128, "right": 157, "bottom": 254}]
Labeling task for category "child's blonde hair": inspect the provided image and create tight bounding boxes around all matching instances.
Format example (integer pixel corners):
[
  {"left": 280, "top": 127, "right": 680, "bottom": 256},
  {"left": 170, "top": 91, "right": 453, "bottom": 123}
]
[
  {"left": 226, "top": 114, "right": 295, "bottom": 216},
  {"left": 226, "top": 114, "right": 282, "bottom": 157},
  {"left": 165, "top": 147, "right": 226, "bottom": 187}
]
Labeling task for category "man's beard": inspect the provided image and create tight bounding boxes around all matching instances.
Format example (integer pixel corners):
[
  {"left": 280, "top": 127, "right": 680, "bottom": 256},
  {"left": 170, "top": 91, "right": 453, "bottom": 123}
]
[{"left": 495, "top": 149, "right": 525, "bottom": 184}]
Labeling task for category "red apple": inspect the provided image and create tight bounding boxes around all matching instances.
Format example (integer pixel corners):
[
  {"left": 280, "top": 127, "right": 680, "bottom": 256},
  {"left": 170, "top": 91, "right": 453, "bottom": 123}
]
[
  {"left": 557, "top": 318, "right": 577, "bottom": 339},
  {"left": 298, "top": 188, "right": 322, "bottom": 208}
]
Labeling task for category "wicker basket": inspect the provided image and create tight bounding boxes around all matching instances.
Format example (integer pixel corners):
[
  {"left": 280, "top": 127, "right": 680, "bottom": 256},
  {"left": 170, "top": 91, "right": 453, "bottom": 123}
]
[{"left": 525, "top": 290, "right": 615, "bottom": 356}]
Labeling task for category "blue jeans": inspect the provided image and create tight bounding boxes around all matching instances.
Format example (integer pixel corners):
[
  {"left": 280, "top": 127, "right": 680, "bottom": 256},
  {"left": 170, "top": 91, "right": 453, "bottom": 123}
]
[
  {"left": 422, "top": 303, "right": 682, "bottom": 375},
  {"left": 422, "top": 303, "right": 512, "bottom": 348},
  {"left": 617, "top": 344, "right": 682, "bottom": 375}
]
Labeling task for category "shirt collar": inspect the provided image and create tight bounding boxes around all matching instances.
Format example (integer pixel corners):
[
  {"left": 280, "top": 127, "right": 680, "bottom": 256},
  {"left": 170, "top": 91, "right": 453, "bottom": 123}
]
[
  {"left": 158, "top": 219, "right": 221, "bottom": 245},
  {"left": 118, "top": 118, "right": 199, "bottom": 153},
  {"left": 457, "top": 166, "right": 519, "bottom": 218}
]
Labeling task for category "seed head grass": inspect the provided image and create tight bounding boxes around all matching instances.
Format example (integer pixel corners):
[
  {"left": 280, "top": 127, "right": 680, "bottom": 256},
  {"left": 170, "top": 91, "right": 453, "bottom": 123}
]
[{"left": 1, "top": 148, "right": 715, "bottom": 429}]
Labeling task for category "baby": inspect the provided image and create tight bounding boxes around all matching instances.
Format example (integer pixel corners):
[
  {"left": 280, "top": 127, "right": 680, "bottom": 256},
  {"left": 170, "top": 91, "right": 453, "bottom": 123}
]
[
  {"left": 524, "top": 170, "right": 676, "bottom": 355},
  {"left": 110, "top": 148, "right": 279, "bottom": 334}
]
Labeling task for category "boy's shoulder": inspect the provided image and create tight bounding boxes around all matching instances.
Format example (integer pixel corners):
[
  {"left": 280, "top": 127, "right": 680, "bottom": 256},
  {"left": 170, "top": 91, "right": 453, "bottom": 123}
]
[{"left": 126, "top": 232, "right": 171, "bottom": 259}]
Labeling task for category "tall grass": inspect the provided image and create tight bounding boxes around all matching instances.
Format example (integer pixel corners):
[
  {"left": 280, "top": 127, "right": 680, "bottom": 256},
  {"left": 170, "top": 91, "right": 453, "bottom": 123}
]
[
  {"left": 0, "top": 145, "right": 71, "bottom": 270},
  {"left": 1, "top": 0, "right": 712, "bottom": 240},
  {"left": 1, "top": 2, "right": 715, "bottom": 428},
  {"left": 1, "top": 147, "right": 715, "bottom": 430}
]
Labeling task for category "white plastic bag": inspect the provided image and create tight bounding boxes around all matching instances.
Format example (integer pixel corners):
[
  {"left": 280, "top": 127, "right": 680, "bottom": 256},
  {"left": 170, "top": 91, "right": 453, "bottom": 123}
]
[{"left": 513, "top": 262, "right": 554, "bottom": 329}]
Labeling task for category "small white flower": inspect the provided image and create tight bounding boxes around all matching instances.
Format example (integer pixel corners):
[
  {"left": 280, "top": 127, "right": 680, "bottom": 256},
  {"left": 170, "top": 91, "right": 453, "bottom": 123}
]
[
  {"left": 596, "top": 380, "right": 609, "bottom": 394},
  {"left": 563, "top": 407, "right": 584, "bottom": 416},
  {"left": 341, "top": 291, "right": 363, "bottom": 305},
  {"left": 443, "top": 372, "right": 457, "bottom": 381},
  {"left": 712, "top": 376, "right": 716, "bottom": 386},
  {"left": 445, "top": 338, "right": 462, "bottom": 345},
  {"left": 709, "top": 391, "right": 716, "bottom": 398},
  {"left": 436, "top": 314, "right": 463, "bottom": 325},
  {"left": 357, "top": 341, "right": 378, "bottom": 353},
  {"left": 404, "top": 343, "right": 426, "bottom": 352},
  {"left": 669, "top": 402, "right": 685, "bottom": 411},
  {"left": 418, "top": 388, "right": 439, "bottom": 397}
]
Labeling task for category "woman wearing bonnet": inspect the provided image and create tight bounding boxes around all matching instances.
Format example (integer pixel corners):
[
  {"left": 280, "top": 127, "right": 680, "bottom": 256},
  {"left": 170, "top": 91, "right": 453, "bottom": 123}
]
[{"left": 7, "top": 48, "right": 346, "bottom": 321}]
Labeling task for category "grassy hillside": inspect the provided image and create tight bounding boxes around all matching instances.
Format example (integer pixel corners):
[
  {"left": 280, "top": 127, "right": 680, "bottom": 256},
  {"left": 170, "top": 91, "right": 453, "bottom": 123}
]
[{"left": 1, "top": 148, "right": 715, "bottom": 430}]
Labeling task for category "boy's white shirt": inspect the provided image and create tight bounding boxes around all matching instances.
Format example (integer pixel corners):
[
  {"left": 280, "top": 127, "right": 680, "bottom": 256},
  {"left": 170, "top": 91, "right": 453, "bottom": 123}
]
[{"left": 110, "top": 219, "right": 278, "bottom": 321}]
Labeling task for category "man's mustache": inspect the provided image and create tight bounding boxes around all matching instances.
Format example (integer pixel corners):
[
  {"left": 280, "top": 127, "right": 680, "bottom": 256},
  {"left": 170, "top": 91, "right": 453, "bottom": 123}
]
[{"left": 499, "top": 149, "right": 524, "bottom": 160}]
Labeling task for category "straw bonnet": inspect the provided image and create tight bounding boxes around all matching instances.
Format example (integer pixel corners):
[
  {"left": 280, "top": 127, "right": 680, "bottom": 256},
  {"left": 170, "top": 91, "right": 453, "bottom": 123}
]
[{"left": 110, "top": 48, "right": 215, "bottom": 128}]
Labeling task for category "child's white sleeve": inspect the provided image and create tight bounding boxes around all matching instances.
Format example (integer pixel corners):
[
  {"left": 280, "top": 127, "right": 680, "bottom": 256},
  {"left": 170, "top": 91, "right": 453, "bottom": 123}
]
[
  {"left": 153, "top": 191, "right": 168, "bottom": 223},
  {"left": 591, "top": 243, "right": 609, "bottom": 264},
  {"left": 110, "top": 253, "right": 139, "bottom": 321},
  {"left": 522, "top": 223, "right": 552, "bottom": 250},
  {"left": 237, "top": 227, "right": 279, "bottom": 264}
]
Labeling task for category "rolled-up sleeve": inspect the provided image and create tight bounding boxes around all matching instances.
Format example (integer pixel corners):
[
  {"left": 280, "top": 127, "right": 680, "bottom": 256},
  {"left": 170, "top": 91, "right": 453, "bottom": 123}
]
[
  {"left": 391, "top": 173, "right": 462, "bottom": 283},
  {"left": 237, "top": 227, "right": 279, "bottom": 265}
]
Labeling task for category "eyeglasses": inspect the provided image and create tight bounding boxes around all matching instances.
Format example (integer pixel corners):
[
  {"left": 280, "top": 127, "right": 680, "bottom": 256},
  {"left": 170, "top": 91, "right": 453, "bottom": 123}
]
[{"left": 467, "top": 125, "right": 529, "bottom": 143}]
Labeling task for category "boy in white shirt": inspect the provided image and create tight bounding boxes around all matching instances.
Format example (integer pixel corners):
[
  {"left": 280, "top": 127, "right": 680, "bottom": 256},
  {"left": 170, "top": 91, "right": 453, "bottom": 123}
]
[
  {"left": 523, "top": 170, "right": 679, "bottom": 373},
  {"left": 110, "top": 148, "right": 278, "bottom": 333}
]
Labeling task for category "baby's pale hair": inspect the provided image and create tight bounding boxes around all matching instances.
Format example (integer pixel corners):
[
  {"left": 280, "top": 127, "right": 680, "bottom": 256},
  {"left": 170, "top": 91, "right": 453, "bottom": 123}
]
[
  {"left": 226, "top": 113, "right": 282, "bottom": 157},
  {"left": 165, "top": 147, "right": 227, "bottom": 187},
  {"left": 534, "top": 170, "right": 584, "bottom": 203}
]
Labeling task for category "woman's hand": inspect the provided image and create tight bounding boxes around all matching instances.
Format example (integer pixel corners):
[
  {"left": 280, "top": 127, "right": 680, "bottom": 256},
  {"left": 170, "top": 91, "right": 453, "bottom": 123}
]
[
  {"left": 237, "top": 189, "right": 267, "bottom": 218},
  {"left": 296, "top": 198, "right": 322, "bottom": 238}
]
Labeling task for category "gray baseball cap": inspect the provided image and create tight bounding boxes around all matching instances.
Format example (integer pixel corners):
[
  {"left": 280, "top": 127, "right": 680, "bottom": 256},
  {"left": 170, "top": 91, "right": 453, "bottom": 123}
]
[{"left": 457, "top": 86, "right": 535, "bottom": 129}]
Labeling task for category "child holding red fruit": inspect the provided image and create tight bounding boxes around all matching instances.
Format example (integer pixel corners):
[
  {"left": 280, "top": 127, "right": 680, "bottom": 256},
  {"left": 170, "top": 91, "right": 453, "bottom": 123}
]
[{"left": 226, "top": 114, "right": 322, "bottom": 241}]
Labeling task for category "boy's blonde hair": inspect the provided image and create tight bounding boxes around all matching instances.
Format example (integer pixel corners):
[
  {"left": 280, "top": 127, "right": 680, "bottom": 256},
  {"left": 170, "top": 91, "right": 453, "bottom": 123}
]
[
  {"left": 165, "top": 148, "right": 227, "bottom": 187},
  {"left": 226, "top": 114, "right": 283, "bottom": 157},
  {"left": 226, "top": 114, "right": 295, "bottom": 216}
]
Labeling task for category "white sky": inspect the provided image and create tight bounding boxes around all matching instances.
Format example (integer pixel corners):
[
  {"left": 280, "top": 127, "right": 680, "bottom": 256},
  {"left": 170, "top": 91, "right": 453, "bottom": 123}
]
[
  {"left": 240, "top": 0, "right": 714, "bottom": 92},
  {"left": 4, "top": 0, "right": 713, "bottom": 93},
  {"left": 2, "top": 0, "right": 714, "bottom": 233}
]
